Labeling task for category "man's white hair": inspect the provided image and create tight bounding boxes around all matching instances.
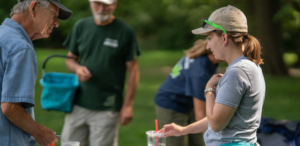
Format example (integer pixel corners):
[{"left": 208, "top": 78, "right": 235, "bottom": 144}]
[{"left": 10, "top": 0, "right": 50, "bottom": 17}]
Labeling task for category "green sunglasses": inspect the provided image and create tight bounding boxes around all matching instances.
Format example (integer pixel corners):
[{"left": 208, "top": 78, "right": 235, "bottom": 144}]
[{"left": 202, "top": 19, "right": 227, "bottom": 34}]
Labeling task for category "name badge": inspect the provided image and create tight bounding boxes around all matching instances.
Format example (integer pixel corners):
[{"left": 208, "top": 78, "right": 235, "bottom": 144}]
[{"left": 103, "top": 38, "right": 118, "bottom": 48}]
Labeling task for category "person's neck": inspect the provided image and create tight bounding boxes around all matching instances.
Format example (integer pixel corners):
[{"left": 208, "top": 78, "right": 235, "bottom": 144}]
[
  {"left": 224, "top": 45, "right": 244, "bottom": 65},
  {"left": 11, "top": 14, "right": 39, "bottom": 41},
  {"left": 94, "top": 15, "right": 115, "bottom": 26},
  {"left": 207, "top": 53, "right": 220, "bottom": 65}
]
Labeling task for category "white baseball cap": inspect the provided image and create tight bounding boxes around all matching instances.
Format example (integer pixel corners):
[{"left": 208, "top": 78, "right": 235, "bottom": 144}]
[{"left": 89, "top": 0, "right": 116, "bottom": 5}]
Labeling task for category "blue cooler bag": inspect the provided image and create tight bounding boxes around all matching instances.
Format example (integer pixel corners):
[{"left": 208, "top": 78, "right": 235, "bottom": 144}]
[{"left": 40, "top": 55, "right": 79, "bottom": 112}]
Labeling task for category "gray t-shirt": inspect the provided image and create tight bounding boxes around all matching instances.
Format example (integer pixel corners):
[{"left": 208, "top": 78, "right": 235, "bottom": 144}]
[{"left": 204, "top": 56, "right": 265, "bottom": 146}]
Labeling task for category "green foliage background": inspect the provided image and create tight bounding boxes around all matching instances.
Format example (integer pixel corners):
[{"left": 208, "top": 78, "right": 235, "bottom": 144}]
[
  {"left": 1, "top": 0, "right": 300, "bottom": 52},
  {"left": 0, "top": 0, "right": 247, "bottom": 49}
]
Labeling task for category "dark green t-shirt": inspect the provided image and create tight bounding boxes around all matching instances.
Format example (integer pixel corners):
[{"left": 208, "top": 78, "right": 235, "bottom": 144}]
[{"left": 63, "top": 17, "right": 141, "bottom": 111}]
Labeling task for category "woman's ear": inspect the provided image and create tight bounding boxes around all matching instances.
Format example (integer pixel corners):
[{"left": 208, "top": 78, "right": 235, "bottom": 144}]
[{"left": 222, "top": 33, "right": 228, "bottom": 46}]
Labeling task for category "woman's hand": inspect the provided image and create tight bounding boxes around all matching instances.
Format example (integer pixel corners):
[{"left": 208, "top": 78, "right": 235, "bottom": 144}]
[
  {"left": 206, "top": 73, "right": 223, "bottom": 89},
  {"left": 158, "top": 123, "right": 186, "bottom": 137}
]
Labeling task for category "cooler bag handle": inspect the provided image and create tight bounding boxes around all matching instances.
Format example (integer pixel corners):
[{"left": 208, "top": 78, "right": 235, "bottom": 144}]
[{"left": 42, "top": 55, "right": 77, "bottom": 77}]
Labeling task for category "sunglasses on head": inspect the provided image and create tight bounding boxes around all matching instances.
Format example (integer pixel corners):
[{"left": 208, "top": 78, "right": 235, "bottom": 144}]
[{"left": 202, "top": 18, "right": 227, "bottom": 35}]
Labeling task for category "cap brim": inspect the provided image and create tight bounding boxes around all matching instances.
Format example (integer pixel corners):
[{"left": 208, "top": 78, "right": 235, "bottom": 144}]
[
  {"left": 192, "top": 27, "right": 215, "bottom": 35},
  {"left": 89, "top": 0, "right": 114, "bottom": 5},
  {"left": 50, "top": 0, "right": 73, "bottom": 20}
]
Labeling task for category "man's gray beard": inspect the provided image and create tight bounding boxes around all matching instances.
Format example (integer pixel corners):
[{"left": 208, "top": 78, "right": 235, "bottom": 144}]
[{"left": 94, "top": 14, "right": 110, "bottom": 22}]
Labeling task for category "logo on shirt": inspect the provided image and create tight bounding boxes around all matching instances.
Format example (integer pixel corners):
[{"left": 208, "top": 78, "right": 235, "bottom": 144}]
[
  {"left": 170, "top": 57, "right": 194, "bottom": 79},
  {"left": 103, "top": 95, "right": 116, "bottom": 107},
  {"left": 184, "top": 57, "right": 194, "bottom": 69},
  {"left": 171, "top": 64, "right": 182, "bottom": 78},
  {"left": 103, "top": 38, "right": 118, "bottom": 48}
]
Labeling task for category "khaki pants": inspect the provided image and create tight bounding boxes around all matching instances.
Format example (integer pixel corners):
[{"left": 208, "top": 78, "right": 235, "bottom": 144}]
[
  {"left": 155, "top": 105, "right": 204, "bottom": 146},
  {"left": 61, "top": 105, "right": 119, "bottom": 146}
]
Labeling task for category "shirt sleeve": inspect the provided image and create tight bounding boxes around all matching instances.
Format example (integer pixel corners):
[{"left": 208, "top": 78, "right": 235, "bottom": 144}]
[
  {"left": 215, "top": 67, "right": 250, "bottom": 108},
  {"left": 1, "top": 49, "right": 37, "bottom": 108},
  {"left": 63, "top": 22, "right": 80, "bottom": 56},
  {"left": 125, "top": 29, "right": 141, "bottom": 62}
]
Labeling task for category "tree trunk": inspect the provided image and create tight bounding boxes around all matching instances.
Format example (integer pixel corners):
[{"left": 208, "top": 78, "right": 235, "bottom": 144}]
[
  {"left": 293, "top": 33, "right": 300, "bottom": 67},
  {"left": 253, "top": 0, "right": 288, "bottom": 75},
  {"left": 291, "top": 1, "right": 300, "bottom": 68}
]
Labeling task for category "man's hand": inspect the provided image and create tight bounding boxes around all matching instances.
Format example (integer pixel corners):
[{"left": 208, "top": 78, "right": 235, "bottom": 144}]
[
  {"left": 206, "top": 73, "right": 223, "bottom": 89},
  {"left": 119, "top": 59, "right": 139, "bottom": 126},
  {"left": 33, "top": 125, "right": 58, "bottom": 146},
  {"left": 158, "top": 123, "right": 186, "bottom": 137},
  {"left": 1, "top": 103, "right": 58, "bottom": 146},
  {"left": 119, "top": 105, "right": 133, "bottom": 125},
  {"left": 75, "top": 66, "right": 92, "bottom": 82},
  {"left": 65, "top": 51, "right": 92, "bottom": 82}
]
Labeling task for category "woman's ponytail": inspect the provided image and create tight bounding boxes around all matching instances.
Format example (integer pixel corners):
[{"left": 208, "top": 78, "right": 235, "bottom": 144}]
[
  {"left": 243, "top": 35, "right": 263, "bottom": 65},
  {"left": 214, "top": 30, "right": 263, "bottom": 65}
]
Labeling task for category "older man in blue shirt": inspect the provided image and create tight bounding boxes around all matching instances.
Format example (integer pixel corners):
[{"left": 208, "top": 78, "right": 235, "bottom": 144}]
[{"left": 0, "top": 0, "right": 72, "bottom": 146}]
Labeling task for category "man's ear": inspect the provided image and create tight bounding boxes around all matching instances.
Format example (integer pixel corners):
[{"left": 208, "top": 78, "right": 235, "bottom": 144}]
[
  {"left": 113, "top": 0, "right": 118, "bottom": 9},
  {"left": 29, "top": 1, "right": 39, "bottom": 17}
]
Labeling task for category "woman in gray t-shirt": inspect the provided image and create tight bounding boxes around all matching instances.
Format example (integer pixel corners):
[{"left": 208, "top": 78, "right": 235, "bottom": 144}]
[{"left": 159, "top": 5, "right": 265, "bottom": 146}]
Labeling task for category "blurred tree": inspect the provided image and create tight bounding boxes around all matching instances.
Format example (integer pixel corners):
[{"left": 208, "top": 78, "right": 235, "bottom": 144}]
[
  {"left": 0, "top": 0, "right": 245, "bottom": 49},
  {"left": 289, "top": 0, "right": 300, "bottom": 67},
  {"left": 268, "top": 0, "right": 300, "bottom": 68},
  {"left": 253, "top": 0, "right": 288, "bottom": 75},
  {"left": 0, "top": 1, "right": 17, "bottom": 22}
]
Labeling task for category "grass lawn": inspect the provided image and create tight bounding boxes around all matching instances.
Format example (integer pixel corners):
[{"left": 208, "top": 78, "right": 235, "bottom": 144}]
[{"left": 33, "top": 49, "right": 300, "bottom": 146}]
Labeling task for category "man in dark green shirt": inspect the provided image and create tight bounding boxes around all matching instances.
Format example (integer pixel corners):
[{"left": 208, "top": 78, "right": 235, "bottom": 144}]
[{"left": 61, "top": 0, "right": 140, "bottom": 145}]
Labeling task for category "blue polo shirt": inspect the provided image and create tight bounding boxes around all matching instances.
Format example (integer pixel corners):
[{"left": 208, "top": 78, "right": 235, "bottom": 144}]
[
  {"left": 0, "top": 18, "right": 37, "bottom": 146},
  {"left": 155, "top": 55, "right": 218, "bottom": 113}
]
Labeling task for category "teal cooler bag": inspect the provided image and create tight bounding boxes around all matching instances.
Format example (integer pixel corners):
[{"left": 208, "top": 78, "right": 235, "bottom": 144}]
[
  {"left": 220, "top": 143, "right": 254, "bottom": 146},
  {"left": 39, "top": 55, "right": 79, "bottom": 113}
]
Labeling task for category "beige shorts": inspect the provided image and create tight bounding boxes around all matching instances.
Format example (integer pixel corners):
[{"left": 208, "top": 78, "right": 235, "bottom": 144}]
[{"left": 61, "top": 105, "right": 119, "bottom": 146}]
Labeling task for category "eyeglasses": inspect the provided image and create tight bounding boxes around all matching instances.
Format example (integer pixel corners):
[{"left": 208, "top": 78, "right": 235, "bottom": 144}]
[
  {"left": 47, "top": 7, "right": 59, "bottom": 20},
  {"left": 202, "top": 19, "right": 227, "bottom": 34}
]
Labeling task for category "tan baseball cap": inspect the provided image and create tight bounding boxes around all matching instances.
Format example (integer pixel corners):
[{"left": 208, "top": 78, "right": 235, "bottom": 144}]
[
  {"left": 89, "top": 0, "right": 116, "bottom": 5},
  {"left": 192, "top": 5, "right": 248, "bottom": 35}
]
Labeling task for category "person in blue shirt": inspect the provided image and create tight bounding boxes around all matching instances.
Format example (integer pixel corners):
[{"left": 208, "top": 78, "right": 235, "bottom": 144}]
[
  {"left": 155, "top": 39, "right": 220, "bottom": 146},
  {"left": 0, "top": 0, "right": 72, "bottom": 146}
]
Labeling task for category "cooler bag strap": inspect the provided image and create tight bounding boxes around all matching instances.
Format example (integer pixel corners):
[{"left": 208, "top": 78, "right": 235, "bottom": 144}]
[{"left": 42, "top": 55, "right": 76, "bottom": 77}]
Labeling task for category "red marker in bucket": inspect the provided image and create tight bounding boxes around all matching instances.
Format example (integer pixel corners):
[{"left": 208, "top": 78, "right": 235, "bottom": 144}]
[{"left": 155, "top": 119, "right": 159, "bottom": 146}]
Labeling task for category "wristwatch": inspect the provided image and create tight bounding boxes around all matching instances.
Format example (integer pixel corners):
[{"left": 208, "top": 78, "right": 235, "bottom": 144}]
[{"left": 204, "top": 88, "right": 215, "bottom": 97}]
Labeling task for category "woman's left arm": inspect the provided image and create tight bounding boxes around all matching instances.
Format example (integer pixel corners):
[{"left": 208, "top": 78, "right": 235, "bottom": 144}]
[
  {"left": 205, "top": 92, "right": 236, "bottom": 132},
  {"left": 205, "top": 74, "right": 237, "bottom": 132}
]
